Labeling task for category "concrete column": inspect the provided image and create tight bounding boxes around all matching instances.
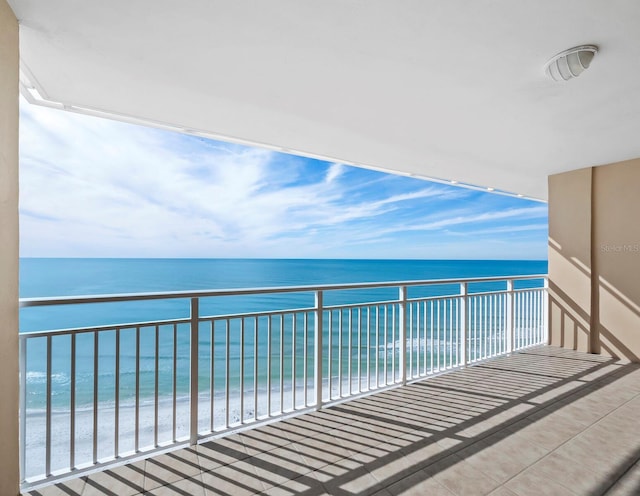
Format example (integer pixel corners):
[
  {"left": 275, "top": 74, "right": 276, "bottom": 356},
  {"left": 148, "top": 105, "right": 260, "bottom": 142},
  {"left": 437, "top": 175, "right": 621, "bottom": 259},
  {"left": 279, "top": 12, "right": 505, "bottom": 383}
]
[
  {"left": 548, "top": 159, "right": 640, "bottom": 361},
  {"left": 0, "top": 0, "right": 20, "bottom": 494}
]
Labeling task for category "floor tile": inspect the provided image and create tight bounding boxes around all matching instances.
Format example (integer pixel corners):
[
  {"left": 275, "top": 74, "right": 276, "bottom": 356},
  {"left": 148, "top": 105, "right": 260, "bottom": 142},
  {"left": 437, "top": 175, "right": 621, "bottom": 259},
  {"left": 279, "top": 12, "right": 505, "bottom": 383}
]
[
  {"left": 426, "top": 454, "right": 501, "bottom": 496},
  {"left": 143, "top": 449, "right": 202, "bottom": 491},
  {"left": 505, "top": 466, "right": 578, "bottom": 496},
  {"left": 200, "top": 460, "right": 266, "bottom": 496},
  {"left": 145, "top": 473, "right": 205, "bottom": 496},
  {"left": 386, "top": 470, "right": 455, "bottom": 496},
  {"left": 83, "top": 461, "right": 145, "bottom": 495},
  {"left": 23, "top": 347, "right": 640, "bottom": 496},
  {"left": 22, "top": 476, "right": 86, "bottom": 496}
]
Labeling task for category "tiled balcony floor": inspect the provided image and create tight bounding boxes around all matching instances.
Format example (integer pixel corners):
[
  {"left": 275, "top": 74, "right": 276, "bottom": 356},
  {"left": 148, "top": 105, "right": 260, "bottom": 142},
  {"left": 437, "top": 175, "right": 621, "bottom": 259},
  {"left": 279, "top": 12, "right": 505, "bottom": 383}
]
[{"left": 23, "top": 346, "right": 640, "bottom": 496}]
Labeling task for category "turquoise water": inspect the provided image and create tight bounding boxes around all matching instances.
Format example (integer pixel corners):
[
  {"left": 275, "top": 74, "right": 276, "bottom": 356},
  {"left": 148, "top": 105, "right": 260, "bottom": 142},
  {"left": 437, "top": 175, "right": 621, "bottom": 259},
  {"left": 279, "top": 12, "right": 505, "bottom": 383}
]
[
  {"left": 20, "top": 258, "right": 547, "bottom": 409},
  {"left": 20, "top": 258, "right": 546, "bottom": 329}
]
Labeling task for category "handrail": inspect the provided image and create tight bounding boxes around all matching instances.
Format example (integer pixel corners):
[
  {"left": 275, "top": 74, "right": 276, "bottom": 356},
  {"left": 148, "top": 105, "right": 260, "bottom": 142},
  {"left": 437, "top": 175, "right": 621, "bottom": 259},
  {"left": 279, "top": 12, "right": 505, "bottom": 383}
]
[
  {"left": 19, "top": 273, "right": 547, "bottom": 307},
  {"left": 19, "top": 274, "right": 549, "bottom": 487}
]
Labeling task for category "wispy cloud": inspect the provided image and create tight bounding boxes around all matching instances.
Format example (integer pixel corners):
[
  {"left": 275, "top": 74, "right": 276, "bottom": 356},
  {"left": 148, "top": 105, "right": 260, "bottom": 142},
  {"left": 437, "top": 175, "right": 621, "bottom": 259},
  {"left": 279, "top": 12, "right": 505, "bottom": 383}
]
[
  {"left": 447, "top": 223, "right": 549, "bottom": 237},
  {"left": 19, "top": 98, "right": 548, "bottom": 259},
  {"left": 324, "top": 163, "right": 344, "bottom": 184}
]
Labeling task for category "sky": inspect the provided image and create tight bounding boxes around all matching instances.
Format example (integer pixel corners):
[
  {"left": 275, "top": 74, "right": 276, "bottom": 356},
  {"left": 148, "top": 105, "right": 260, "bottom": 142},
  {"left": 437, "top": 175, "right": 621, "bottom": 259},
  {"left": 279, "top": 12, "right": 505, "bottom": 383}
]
[{"left": 19, "top": 99, "right": 548, "bottom": 259}]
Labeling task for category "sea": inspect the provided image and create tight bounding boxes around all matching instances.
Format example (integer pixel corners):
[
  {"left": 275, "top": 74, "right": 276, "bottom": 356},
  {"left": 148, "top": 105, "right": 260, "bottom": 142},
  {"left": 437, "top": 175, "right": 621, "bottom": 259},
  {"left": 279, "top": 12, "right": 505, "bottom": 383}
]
[
  {"left": 20, "top": 258, "right": 547, "bottom": 476},
  {"left": 20, "top": 258, "right": 547, "bottom": 403},
  {"left": 20, "top": 258, "right": 547, "bottom": 330}
]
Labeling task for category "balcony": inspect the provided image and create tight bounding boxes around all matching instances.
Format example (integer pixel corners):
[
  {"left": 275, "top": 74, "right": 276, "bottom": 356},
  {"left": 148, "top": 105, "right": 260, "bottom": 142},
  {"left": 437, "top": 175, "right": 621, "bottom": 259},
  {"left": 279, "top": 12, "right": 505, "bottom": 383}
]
[
  {"left": 20, "top": 276, "right": 564, "bottom": 495},
  {"left": 20, "top": 344, "right": 640, "bottom": 496}
]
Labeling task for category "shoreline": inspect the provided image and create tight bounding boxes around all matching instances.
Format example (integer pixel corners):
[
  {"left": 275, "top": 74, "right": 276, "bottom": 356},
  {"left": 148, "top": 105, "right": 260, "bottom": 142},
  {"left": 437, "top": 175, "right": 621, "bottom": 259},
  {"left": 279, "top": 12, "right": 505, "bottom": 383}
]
[{"left": 24, "top": 380, "right": 338, "bottom": 479}]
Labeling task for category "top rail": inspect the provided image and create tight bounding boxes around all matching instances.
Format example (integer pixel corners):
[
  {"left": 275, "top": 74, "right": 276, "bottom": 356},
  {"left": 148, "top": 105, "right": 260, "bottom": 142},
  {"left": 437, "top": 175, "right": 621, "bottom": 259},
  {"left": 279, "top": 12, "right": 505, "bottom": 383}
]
[{"left": 19, "top": 274, "right": 547, "bottom": 307}]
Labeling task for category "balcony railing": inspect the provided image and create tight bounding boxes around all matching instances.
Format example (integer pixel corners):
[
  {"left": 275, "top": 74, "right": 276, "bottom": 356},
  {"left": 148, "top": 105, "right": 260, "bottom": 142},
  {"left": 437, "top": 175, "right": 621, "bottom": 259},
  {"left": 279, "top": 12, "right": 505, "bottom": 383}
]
[{"left": 19, "top": 274, "right": 548, "bottom": 487}]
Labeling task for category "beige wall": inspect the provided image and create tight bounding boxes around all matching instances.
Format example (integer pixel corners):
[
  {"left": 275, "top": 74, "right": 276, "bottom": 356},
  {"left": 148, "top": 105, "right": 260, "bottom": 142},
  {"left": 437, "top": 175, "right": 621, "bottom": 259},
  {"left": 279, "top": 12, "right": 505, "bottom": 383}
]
[
  {"left": 592, "top": 160, "right": 640, "bottom": 359},
  {"left": 548, "top": 168, "right": 592, "bottom": 352},
  {"left": 0, "top": 0, "right": 20, "bottom": 494},
  {"left": 549, "top": 158, "right": 640, "bottom": 361}
]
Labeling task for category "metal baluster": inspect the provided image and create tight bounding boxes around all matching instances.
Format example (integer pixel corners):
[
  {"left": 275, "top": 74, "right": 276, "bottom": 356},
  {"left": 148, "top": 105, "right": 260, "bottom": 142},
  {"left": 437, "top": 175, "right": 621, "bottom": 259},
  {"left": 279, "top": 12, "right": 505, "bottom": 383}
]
[
  {"left": 366, "top": 307, "right": 371, "bottom": 391},
  {"left": 409, "top": 301, "right": 414, "bottom": 379},
  {"left": 399, "top": 287, "right": 407, "bottom": 385},
  {"left": 544, "top": 278, "right": 550, "bottom": 344},
  {"left": 348, "top": 308, "right": 352, "bottom": 395},
  {"left": 154, "top": 325, "right": 159, "bottom": 447},
  {"left": 430, "top": 301, "right": 434, "bottom": 374},
  {"left": 392, "top": 304, "right": 396, "bottom": 382},
  {"left": 135, "top": 327, "right": 140, "bottom": 452},
  {"left": 240, "top": 318, "right": 245, "bottom": 422},
  {"left": 93, "top": 331, "right": 99, "bottom": 463},
  {"left": 376, "top": 305, "right": 380, "bottom": 389},
  {"left": 383, "top": 306, "right": 388, "bottom": 385},
  {"left": 71, "top": 333, "right": 77, "bottom": 467},
  {"left": 214, "top": 320, "right": 216, "bottom": 432},
  {"left": 303, "top": 312, "right": 308, "bottom": 407},
  {"left": 292, "top": 313, "right": 297, "bottom": 410},
  {"left": 357, "top": 308, "right": 362, "bottom": 393},
  {"left": 45, "top": 335, "right": 52, "bottom": 476},
  {"left": 423, "top": 301, "right": 428, "bottom": 375},
  {"left": 506, "top": 280, "right": 514, "bottom": 353},
  {"left": 436, "top": 300, "right": 441, "bottom": 371},
  {"left": 339, "top": 310, "right": 343, "bottom": 397},
  {"left": 415, "top": 301, "right": 420, "bottom": 378},
  {"left": 172, "top": 324, "right": 177, "bottom": 441},
  {"left": 19, "top": 338, "right": 27, "bottom": 480},
  {"left": 189, "top": 298, "right": 199, "bottom": 444},
  {"left": 328, "top": 310, "right": 333, "bottom": 400},
  {"left": 314, "top": 291, "right": 324, "bottom": 409},
  {"left": 254, "top": 316, "right": 258, "bottom": 420},
  {"left": 279, "top": 314, "right": 284, "bottom": 414},
  {"left": 267, "top": 316, "right": 272, "bottom": 416},
  {"left": 225, "top": 319, "right": 230, "bottom": 427},
  {"left": 447, "top": 299, "right": 452, "bottom": 367}
]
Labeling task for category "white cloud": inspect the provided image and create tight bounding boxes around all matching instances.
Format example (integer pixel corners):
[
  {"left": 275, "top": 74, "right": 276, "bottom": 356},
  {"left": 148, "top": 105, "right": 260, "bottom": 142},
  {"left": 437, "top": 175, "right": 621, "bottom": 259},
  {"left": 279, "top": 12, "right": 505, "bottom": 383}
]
[
  {"left": 19, "top": 99, "right": 548, "bottom": 259},
  {"left": 20, "top": 100, "right": 473, "bottom": 257},
  {"left": 447, "top": 223, "right": 549, "bottom": 237},
  {"left": 324, "top": 163, "right": 344, "bottom": 184}
]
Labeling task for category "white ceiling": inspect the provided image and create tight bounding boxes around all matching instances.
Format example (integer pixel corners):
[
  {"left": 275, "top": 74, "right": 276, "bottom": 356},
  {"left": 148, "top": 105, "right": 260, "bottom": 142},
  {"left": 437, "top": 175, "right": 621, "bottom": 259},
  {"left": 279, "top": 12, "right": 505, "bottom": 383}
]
[{"left": 9, "top": 0, "right": 640, "bottom": 200}]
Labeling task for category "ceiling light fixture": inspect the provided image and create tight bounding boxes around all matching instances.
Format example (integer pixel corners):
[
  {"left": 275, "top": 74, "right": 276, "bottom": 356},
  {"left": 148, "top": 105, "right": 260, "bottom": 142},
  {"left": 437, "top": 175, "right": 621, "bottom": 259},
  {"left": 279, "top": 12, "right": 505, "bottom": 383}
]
[{"left": 545, "top": 45, "right": 598, "bottom": 82}]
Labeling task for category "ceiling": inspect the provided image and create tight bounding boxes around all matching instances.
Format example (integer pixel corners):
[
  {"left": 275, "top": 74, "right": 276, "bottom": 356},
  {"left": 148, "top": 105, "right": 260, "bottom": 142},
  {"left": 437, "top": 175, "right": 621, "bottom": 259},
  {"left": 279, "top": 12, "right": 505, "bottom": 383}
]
[{"left": 9, "top": 0, "right": 640, "bottom": 200}]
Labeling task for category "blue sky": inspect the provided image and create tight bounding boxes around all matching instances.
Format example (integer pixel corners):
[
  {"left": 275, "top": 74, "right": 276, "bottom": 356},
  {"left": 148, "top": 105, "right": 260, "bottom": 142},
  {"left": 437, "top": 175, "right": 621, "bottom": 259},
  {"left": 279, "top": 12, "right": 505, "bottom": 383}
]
[{"left": 19, "top": 99, "right": 548, "bottom": 259}]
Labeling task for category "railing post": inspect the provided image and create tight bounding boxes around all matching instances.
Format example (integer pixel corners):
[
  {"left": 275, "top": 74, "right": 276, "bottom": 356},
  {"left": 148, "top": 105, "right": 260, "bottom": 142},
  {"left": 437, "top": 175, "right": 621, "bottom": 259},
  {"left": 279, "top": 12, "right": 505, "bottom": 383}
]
[
  {"left": 460, "top": 282, "right": 467, "bottom": 367},
  {"left": 399, "top": 286, "right": 408, "bottom": 385},
  {"left": 315, "top": 291, "right": 324, "bottom": 410},
  {"left": 189, "top": 297, "right": 199, "bottom": 445},
  {"left": 543, "top": 277, "right": 549, "bottom": 345},
  {"left": 19, "top": 337, "right": 26, "bottom": 482},
  {"left": 506, "top": 280, "right": 514, "bottom": 353}
]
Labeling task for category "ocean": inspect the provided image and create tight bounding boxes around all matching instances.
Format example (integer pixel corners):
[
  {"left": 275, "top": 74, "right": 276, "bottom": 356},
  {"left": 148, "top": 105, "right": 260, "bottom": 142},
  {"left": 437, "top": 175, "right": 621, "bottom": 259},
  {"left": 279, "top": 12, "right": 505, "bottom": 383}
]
[
  {"left": 20, "top": 258, "right": 547, "bottom": 330},
  {"left": 20, "top": 258, "right": 547, "bottom": 476},
  {"left": 20, "top": 258, "right": 547, "bottom": 403}
]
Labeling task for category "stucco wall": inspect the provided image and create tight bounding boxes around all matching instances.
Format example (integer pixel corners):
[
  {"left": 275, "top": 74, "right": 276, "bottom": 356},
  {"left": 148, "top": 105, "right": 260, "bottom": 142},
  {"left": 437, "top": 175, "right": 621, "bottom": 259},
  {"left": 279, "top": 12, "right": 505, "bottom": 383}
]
[
  {"left": 592, "top": 160, "right": 640, "bottom": 360},
  {"left": 548, "top": 167, "right": 592, "bottom": 352},
  {"left": 0, "top": 0, "right": 20, "bottom": 493},
  {"left": 549, "top": 158, "right": 640, "bottom": 361}
]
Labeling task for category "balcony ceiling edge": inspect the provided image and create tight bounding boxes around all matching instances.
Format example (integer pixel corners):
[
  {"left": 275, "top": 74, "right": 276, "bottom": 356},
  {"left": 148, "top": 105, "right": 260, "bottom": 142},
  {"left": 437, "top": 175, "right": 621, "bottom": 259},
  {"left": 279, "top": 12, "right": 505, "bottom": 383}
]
[{"left": 10, "top": 0, "right": 640, "bottom": 201}]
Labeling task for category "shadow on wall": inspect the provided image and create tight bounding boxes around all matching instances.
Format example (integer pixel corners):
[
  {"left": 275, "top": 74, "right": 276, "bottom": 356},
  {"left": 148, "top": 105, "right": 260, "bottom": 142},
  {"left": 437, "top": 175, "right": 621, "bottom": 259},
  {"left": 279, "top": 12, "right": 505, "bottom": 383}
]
[
  {"left": 548, "top": 241, "right": 591, "bottom": 353},
  {"left": 549, "top": 240, "right": 640, "bottom": 362},
  {"left": 597, "top": 276, "right": 640, "bottom": 361}
]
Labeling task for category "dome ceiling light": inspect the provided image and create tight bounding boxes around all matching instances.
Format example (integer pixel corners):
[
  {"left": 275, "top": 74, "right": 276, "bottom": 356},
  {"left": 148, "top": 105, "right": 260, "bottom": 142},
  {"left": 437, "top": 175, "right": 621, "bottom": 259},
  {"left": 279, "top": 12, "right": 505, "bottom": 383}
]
[{"left": 545, "top": 45, "right": 598, "bottom": 82}]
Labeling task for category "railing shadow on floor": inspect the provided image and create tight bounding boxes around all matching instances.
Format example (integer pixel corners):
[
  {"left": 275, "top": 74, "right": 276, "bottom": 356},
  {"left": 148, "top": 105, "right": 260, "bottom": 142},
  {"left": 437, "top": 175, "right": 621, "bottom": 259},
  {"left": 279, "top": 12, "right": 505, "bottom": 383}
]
[{"left": 24, "top": 346, "right": 640, "bottom": 496}]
